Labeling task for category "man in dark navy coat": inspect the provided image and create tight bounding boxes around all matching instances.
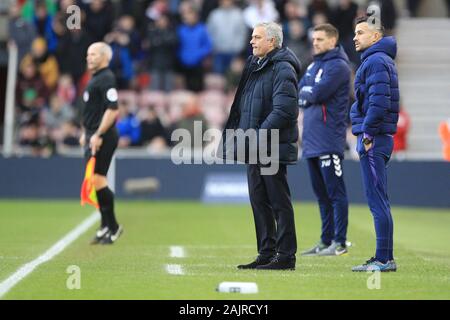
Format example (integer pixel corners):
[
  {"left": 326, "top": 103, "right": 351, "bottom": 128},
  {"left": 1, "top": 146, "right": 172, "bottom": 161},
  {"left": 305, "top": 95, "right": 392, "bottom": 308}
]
[
  {"left": 298, "top": 24, "right": 351, "bottom": 257},
  {"left": 221, "top": 22, "right": 301, "bottom": 270},
  {"left": 351, "top": 16, "right": 399, "bottom": 272}
]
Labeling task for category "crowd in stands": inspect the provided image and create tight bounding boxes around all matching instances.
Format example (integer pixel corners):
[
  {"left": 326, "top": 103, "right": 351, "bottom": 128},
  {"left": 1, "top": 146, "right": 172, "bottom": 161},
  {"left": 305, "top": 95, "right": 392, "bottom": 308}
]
[{"left": 9, "top": 0, "right": 406, "bottom": 157}]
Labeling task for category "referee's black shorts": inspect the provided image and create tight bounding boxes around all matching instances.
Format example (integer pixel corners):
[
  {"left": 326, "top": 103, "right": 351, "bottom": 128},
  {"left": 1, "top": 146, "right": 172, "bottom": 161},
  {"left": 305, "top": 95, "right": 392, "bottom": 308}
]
[{"left": 84, "top": 128, "right": 119, "bottom": 176}]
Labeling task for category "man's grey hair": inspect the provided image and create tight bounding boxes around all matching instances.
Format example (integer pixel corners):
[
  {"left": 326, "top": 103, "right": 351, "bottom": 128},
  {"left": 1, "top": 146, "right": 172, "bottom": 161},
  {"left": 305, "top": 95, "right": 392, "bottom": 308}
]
[
  {"left": 255, "top": 22, "right": 283, "bottom": 48},
  {"left": 92, "top": 42, "right": 113, "bottom": 62}
]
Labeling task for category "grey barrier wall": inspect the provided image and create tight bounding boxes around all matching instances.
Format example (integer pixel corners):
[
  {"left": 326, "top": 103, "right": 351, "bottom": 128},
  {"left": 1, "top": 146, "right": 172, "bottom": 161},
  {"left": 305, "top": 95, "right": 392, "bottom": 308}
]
[{"left": 0, "top": 156, "right": 449, "bottom": 208}]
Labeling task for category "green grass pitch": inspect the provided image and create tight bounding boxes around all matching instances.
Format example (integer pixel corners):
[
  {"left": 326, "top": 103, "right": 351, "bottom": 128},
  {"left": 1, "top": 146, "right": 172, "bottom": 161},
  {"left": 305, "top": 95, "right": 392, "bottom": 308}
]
[{"left": 0, "top": 200, "right": 449, "bottom": 299}]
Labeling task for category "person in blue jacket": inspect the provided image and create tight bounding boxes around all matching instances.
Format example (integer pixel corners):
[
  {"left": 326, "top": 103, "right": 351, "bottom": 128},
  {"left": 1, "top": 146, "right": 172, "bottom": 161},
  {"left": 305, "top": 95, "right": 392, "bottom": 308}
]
[
  {"left": 351, "top": 16, "right": 399, "bottom": 272},
  {"left": 177, "top": 4, "right": 212, "bottom": 92},
  {"left": 298, "top": 23, "right": 351, "bottom": 257}
]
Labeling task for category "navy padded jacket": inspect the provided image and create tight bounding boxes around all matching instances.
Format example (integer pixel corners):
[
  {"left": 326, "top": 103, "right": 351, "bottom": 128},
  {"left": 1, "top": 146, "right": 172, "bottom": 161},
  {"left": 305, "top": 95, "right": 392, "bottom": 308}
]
[
  {"left": 298, "top": 46, "right": 351, "bottom": 158},
  {"left": 350, "top": 36, "right": 399, "bottom": 136}
]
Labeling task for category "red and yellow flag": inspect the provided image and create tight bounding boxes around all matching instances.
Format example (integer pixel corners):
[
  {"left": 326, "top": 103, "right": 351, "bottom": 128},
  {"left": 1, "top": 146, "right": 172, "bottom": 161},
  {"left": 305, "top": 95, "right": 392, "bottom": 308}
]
[{"left": 80, "top": 156, "right": 99, "bottom": 209}]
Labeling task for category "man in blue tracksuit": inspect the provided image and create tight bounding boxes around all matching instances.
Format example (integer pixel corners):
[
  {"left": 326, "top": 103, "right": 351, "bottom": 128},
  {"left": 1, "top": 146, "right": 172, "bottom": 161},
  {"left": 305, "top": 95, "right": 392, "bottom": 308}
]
[
  {"left": 298, "top": 24, "right": 351, "bottom": 257},
  {"left": 351, "top": 17, "right": 399, "bottom": 272}
]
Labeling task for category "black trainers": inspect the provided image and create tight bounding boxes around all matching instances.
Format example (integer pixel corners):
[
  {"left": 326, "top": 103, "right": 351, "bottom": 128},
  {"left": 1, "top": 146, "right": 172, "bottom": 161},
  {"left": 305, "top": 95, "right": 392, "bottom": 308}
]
[
  {"left": 237, "top": 255, "right": 274, "bottom": 269},
  {"left": 90, "top": 226, "right": 109, "bottom": 245},
  {"left": 100, "top": 225, "right": 123, "bottom": 245},
  {"left": 256, "top": 254, "right": 296, "bottom": 270}
]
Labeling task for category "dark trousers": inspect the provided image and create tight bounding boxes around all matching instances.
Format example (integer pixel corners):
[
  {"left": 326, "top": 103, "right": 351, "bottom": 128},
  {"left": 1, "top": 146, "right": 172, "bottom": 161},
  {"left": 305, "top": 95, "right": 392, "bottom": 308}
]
[
  {"left": 181, "top": 64, "right": 204, "bottom": 92},
  {"left": 357, "top": 134, "right": 394, "bottom": 263},
  {"left": 247, "top": 164, "right": 297, "bottom": 258},
  {"left": 307, "top": 155, "right": 349, "bottom": 246}
]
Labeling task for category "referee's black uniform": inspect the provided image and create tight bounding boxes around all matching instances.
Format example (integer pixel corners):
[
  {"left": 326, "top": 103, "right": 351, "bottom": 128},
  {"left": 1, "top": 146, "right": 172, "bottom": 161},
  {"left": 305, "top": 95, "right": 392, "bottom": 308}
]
[
  {"left": 82, "top": 67, "right": 119, "bottom": 174},
  {"left": 82, "top": 67, "right": 120, "bottom": 236}
]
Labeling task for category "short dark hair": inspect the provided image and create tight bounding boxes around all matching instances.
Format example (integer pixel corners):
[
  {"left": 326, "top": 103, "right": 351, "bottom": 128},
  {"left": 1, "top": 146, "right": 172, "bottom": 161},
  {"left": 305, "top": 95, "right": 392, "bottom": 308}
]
[
  {"left": 313, "top": 23, "right": 339, "bottom": 42},
  {"left": 354, "top": 15, "right": 385, "bottom": 35}
]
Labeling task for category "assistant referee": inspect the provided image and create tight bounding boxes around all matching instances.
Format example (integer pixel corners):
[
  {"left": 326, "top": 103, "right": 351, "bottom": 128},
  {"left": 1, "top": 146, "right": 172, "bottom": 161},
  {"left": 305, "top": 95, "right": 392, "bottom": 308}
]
[{"left": 80, "top": 42, "right": 123, "bottom": 245}]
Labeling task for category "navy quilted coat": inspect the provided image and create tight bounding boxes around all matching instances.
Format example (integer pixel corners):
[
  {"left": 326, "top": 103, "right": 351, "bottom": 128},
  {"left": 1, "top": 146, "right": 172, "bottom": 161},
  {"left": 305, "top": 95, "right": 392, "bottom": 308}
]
[
  {"left": 350, "top": 36, "right": 399, "bottom": 136},
  {"left": 221, "top": 47, "right": 301, "bottom": 164}
]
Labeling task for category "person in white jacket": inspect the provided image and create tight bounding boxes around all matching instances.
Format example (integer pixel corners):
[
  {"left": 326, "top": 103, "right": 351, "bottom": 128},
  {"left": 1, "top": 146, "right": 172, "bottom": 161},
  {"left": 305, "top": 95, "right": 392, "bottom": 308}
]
[{"left": 207, "top": 0, "right": 248, "bottom": 74}]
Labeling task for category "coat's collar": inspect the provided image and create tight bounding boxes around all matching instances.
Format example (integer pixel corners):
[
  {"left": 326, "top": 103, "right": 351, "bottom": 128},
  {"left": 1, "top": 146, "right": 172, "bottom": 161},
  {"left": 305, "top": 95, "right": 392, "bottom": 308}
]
[{"left": 251, "top": 48, "right": 280, "bottom": 72}]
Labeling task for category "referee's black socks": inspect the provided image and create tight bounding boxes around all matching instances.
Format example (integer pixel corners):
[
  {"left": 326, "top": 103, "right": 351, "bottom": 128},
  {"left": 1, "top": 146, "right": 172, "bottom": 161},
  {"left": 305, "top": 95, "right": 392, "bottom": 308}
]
[{"left": 97, "top": 187, "right": 119, "bottom": 233}]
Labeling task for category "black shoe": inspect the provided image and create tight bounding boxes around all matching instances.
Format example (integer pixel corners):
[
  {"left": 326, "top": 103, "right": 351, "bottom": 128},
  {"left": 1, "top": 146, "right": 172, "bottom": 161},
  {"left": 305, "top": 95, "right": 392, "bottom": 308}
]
[
  {"left": 256, "top": 254, "right": 296, "bottom": 270},
  {"left": 100, "top": 225, "right": 123, "bottom": 245},
  {"left": 237, "top": 255, "right": 274, "bottom": 269},
  {"left": 90, "top": 226, "right": 109, "bottom": 245}
]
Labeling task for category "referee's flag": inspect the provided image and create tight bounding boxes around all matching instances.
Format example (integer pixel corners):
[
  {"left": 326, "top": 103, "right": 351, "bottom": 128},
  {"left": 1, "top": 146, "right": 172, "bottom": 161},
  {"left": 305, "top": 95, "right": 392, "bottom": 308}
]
[{"left": 80, "top": 156, "right": 99, "bottom": 209}]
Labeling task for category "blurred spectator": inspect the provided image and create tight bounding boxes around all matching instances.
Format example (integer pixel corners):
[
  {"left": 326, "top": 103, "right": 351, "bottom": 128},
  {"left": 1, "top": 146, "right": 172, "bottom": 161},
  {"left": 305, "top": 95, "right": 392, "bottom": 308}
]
[
  {"left": 380, "top": 0, "right": 398, "bottom": 35},
  {"left": 52, "top": 0, "right": 77, "bottom": 38},
  {"left": 8, "top": 2, "right": 37, "bottom": 63},
  {"left": 18, "top": 120, "right": 51, "bottom": 157},
  {"left": 144, "top": 0, "right": 170, "bottom": 23},
  {"left": 200, "top": 0, "right": 219, "bottom": 22},
  {"left": 56, "top": 74, "right": 77, "bottom": 105},
  {"left": 307, "top": 11, "right": 329, "bottom": 42},
  {"left": 177, "top": 3, "right": 212, "bottom": 92},
  {"left": 115, "top": 15, "right": 143, "bottom": 63},
  {"left": 207, "top": 0, "right": 247, "bottom": 74},
  {"left": 164, "top": 91, "right": 205, "bottom": 147},
  {"left": 393, "top": 106, "right": 410, "bottom": 155},
  {"left": 59, "top": 120, "right": 81, "bottom": 147},
  {"left": 311, "top": 11, "right": 328, "bottom": 27},
  {"left": 439, "top": 118, "right": 450, "bottom": 161},
  {"left": 274, "top": 0, "right": 289, "bottom": 22},
  {"left": 105, "top": 21, "right": 135, "bottom": 89},
  {"left": 368, "top": 0, "right": 398, "bottom": 35},
  {"left": 330, "top": 0, "right": 359, "bottom": 68},
  {"left": 282, "top": 0, "right": 309, "bottom": 29},
  {"left": 16, "top": 58, "right": 48, "bottom": 116},
  {"left": 172, "top": 93, "right": 206, "bottom": 147},
  {"left": 22, "top": 37, "right": 59, "bottom": 90},
  {"left": 243, "top": 0, "right": 279, "bottom": 29},
  {"left": 42, "top": 94, "right": 75, "bottom": 149},
  {"left": 21, "top": 0, "right": 57, "bottom": 21},
  {"left": 138, "top": 106, "right": 170, "bottom": 151},
  {"left": 31, "top": 0, "right": 58, "bottom": 53},
  {"left": 282, "top": 0, "right": 311, "bottom": 70},
  {"left": 225, "top": 56, "right": 245, "bottom": 93},
  {"left": 199, "top": 89, "right": 228, "bottom": 129},
  {"left": 42, "top": 94, "right": 75, "bottom": 134},
  {"left": 284, "top": 19, "right": 311, "bottom": 76},
  {"left": 145, "top": 14, "right": 178, "bottom": 92},
  {"left": 56, "top": 27, "right": 93, "bottom": 87},
  {"left": 307, "top": 0, "right": 331, "bottom": 22},
  {"left": 407, "top": 0, "right": 422, "bottom": 17},
  {"left": 116, "top": 100, "right": 141, "bottom": 147},
  {"left": 84, "top": 0, "right": 114, "bottom": 42}
]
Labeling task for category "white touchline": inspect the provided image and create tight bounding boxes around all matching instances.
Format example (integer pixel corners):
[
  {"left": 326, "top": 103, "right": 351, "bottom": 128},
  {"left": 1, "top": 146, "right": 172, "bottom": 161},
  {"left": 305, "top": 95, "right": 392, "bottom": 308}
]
[
  {"left": 166, "top": 264, "right": 184, "bottom": 275},
  {"left": 0, "top": 212, "right": 99, "bottom": 299},
  {"left": 169, "top": 246, "right": 186, "bottom": 258}
]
